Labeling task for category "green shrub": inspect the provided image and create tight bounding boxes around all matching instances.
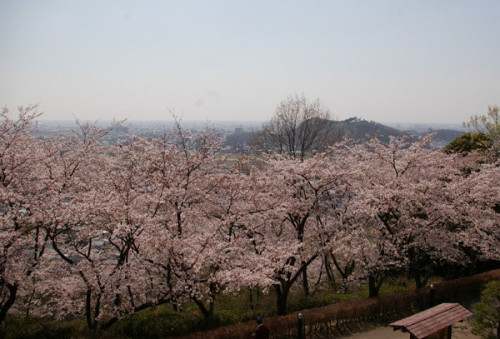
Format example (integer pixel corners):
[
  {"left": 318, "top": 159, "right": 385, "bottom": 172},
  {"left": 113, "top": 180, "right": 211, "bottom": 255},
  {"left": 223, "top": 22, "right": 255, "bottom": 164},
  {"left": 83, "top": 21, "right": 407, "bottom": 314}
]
[
  {"left": 443, "top": 132, "right": 492, "bottom": 154},
  {"left": 0, "top": 316, "right": 88, "bottom": 339},
  {"left": 471, "top": 280, "right": 500, "bottom": 339},
  {"left": 324, "top": 292, "right": 361, "bottom": 304},
  {"left": 114, "top": 305, "right": 204, "bottom": 338}
]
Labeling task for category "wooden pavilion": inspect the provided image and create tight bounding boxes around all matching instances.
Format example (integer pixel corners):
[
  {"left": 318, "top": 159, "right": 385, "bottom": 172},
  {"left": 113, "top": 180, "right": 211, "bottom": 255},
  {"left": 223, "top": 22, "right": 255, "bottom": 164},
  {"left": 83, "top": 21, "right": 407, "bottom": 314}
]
[{"left": 390, "top": 303, "right": 472, "bottom": 339}]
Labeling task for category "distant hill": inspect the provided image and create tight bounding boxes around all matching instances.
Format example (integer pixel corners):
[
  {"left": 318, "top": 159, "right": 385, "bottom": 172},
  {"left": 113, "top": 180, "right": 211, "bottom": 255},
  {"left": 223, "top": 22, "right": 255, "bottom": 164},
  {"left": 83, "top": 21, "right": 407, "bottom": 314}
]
[
  {"left": 425, "top": 129, "right": 465, "bottom": 149},
  {"left": 223, "top": 118, "right": 465, "bottom": 152},
  {"left": 336, "top": 117, "right": 406, "bottom": 144},
  {"left": 337, "top": 118, "right": 465, "bottom": 148}
]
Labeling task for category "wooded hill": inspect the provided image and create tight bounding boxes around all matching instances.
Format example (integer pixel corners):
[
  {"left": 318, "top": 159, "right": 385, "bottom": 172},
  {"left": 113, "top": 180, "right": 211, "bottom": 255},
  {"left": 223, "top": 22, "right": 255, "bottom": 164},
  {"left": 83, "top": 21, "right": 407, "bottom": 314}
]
[{"left": 223, "top": 117, "right": 465, "bottom": 151}]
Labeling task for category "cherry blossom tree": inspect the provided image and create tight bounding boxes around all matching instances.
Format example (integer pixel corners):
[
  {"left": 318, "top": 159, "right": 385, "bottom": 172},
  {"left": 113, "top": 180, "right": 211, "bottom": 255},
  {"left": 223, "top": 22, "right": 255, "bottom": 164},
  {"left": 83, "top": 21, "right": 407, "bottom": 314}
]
[
  {"left": 445, "top": 158, "right": 500, "bottom": 267},
  {"left": 122, "top": 124, "right": 272, "bottom": 328},
  {"left": 342, "top": 135, "right": 497, "bottom": 295},
  {"left": 32, "top": 120, "right": 118, "bottom": 331},
  {"left": 244, "top": 152, "right": 353, "bottom": 314},
  {"left": 0, "top": 105, "right": 48, "bottom": 324}
]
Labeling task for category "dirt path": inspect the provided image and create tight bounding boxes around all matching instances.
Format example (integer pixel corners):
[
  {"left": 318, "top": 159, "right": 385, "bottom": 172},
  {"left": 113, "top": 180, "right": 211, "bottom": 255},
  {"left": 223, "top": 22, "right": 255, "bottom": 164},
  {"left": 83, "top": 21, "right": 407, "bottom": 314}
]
[{"left": 340, "top": 322, "right": 479, "bottom": 338}]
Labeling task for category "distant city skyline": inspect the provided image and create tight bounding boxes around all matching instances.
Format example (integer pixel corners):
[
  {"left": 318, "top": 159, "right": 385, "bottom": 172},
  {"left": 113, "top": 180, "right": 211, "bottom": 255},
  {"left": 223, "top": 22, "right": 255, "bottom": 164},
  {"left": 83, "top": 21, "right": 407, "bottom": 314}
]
[
  {"left": 35, "top": 117, "right": 466, "bottom": 136},
  {"left": 1, "top": 1, "right": 499, "bottom": 124}
]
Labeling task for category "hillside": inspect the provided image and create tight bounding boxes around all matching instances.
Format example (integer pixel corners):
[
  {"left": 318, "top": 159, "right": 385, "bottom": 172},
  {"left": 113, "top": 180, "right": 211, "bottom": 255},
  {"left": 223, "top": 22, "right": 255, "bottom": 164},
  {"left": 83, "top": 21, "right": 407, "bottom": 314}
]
[
  {"left": 425, "top": 129, "right": 466, "bottom": 149},
  {"left": 338, "top": 118, "right": 465, "bottom": 148},
  {"left": 336, "top": 117, "right": 406, "bottom": 144},
  {"left": 223, "top": 118, "right": 465, "bottom": 152}
]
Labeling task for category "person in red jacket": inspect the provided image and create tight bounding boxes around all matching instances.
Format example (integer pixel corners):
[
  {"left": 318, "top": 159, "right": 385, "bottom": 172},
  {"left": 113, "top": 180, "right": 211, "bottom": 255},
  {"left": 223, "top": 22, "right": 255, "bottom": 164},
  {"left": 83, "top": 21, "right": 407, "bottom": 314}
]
[{"left": 252, "top": 316, "right": 270, "bottom": 339}]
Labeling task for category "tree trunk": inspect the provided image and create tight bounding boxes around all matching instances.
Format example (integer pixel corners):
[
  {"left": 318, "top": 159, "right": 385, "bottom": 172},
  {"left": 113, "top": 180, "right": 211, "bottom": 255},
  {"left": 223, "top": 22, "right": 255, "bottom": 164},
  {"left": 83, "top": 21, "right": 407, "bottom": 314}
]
[
  {"left": 248, "top": 288, "right": 254, "bottom": 312},
  {"left": 302, "top": 263, "right": 310, "bottom": 296},
  {"left": 332, "top": 254, "right": 356, "bottom": 293},
  {"left": 414, "top": 272, "right": 429, "bottom": 288},
  {"left": 208, "top": 299, "right": 215, "bottom": 329},
  {"left": 192, "top": 286, "right": 217, "bottom": 331},
  {"left": 368, "top": 274, "right": 384, "bottom": 297},
  {"left": 324, "top": 254, "right": 336, "bottom": 288},
  {"left": 193, "top": 298, "right": 216, "bottom": 329},
  {"left": 84, "top": 289, "right": 101, "bottom": 334},
  {"left": 274, "top": 283, "right": 290, "bottom": 315},
  {"left": 0, "top": 283, "right": 17, "bottom": 325},
  {"left": 85, "top": 289, "right": 93, "bottom": 330}
]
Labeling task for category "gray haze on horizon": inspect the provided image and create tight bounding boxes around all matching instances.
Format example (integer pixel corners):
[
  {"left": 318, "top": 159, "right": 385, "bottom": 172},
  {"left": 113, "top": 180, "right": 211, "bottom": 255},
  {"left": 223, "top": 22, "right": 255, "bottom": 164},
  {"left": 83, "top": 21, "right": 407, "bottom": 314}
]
[{"left": 1, "top": 0, "right": 499, "bottom": 124}]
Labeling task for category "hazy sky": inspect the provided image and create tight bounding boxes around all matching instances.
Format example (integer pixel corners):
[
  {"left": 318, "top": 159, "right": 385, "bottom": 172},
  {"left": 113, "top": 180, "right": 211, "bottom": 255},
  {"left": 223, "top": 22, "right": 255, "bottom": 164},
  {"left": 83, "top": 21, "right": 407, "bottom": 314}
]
[{"left": 1, "top": 0, "right": 499, "bottom": 123}]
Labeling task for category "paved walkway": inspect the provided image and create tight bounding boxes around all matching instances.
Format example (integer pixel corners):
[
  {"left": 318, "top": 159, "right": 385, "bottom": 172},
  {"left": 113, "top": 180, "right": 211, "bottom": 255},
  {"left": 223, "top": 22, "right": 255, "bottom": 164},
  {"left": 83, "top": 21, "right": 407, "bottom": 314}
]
[{"left": 340, "top": 322, "right": 479, "bottom": 338}]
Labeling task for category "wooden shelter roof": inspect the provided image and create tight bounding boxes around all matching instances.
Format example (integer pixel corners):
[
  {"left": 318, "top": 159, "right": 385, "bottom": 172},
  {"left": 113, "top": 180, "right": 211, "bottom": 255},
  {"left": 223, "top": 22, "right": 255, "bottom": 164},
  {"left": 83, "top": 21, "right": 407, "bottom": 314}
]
[{"left": 390, "top": 303, "right": 472, "bottom": 339}]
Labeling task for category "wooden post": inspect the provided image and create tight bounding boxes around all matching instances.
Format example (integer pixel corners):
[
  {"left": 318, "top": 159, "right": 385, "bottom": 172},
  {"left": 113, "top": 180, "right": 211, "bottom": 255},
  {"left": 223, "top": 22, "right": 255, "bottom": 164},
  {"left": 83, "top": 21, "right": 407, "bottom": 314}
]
[
  {"left": 297, "top": 312, "right": 303, "bottom": 339},
  {"left": 429, "top": 284, "right": 436, "bottom": 307}
]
